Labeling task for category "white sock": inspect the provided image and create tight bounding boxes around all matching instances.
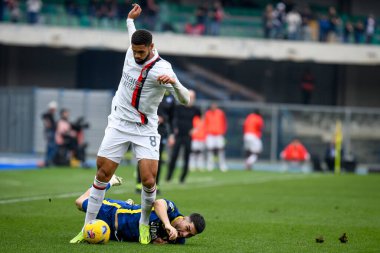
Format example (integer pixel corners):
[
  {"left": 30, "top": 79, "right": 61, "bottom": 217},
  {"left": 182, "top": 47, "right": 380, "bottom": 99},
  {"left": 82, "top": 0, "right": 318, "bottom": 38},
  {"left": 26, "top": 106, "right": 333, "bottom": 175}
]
[
  {"left": 84, "top": 177, "right": 108, "bottom": 226},
  {"left": 189, "top": 153, "right": 196, "bottom": 171},
  {"left": 218, "top": 150, "right": 227, "bottom": 171},
  {"left": 139, "top": 184, "right": 156, "bottom": 225},
  {"left": 247, "top": 154, "right": 258, "bottom": 166},
  {"left": 207, "top": 151, "right": 214, "bottom": 171},
  {"left": 198, "top": 152, "right": 205, "bottom": 170}
]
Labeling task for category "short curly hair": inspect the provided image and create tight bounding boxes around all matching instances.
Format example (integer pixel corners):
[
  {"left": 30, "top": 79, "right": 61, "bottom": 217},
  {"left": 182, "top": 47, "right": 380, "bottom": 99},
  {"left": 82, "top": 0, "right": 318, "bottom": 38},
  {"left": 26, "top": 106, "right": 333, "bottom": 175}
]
[
  {"left": 131, "top": 29, "right": 152, "bottom": 46},
  {"left": 189, "top": 213, "right": 206, "bottom": 234}
]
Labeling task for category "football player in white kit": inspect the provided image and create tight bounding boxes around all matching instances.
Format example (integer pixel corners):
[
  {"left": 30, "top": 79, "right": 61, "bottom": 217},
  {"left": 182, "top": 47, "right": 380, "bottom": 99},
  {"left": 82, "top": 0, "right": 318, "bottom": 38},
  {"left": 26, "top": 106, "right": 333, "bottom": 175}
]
[{"left": 70, "top": 4, "right": 190, "bottom": 245}]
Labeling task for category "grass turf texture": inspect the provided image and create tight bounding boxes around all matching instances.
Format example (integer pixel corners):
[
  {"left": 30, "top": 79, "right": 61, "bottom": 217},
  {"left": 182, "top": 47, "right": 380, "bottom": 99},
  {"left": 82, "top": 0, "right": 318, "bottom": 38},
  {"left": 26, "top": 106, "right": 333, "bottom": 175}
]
[{"left": 0, "top": 167, "right": 379, "bottom": 253}]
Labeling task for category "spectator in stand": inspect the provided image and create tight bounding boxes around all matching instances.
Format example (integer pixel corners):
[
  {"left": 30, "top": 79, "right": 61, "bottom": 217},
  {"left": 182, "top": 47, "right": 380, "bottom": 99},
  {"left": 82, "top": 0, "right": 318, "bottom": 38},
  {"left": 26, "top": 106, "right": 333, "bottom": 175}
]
[
  {"left": 185, "top": 3, "right": 208, "bottom": 35},
  {"left": 106, "top": 0, "right": 118, "bottom": 27},
  {"left": 280, "top": 139, "right": 310, "bottom": 172},
  {"left": 88, "top": 0, "right": 99, "bottom": 18},
  {"left": 7, "top": 0, "right": 22, "bottom": 23},
  {"left": 300, "top": 69, "right": 315, "bottom": 104},
  {"left": 166, "top": 90, "right": 201, "bottom": 184},
  {"left": 196, "top": 3, "right": 208, "bottom": 28},
  {"left": 343, "top": 21, "right": 354, "bottom": 43},
  {"left": 118, "top": 0, "right": 132, "bottom": 21},
  {"left": 327, "top": 7, "right": 340, "bottom": 42},
  {"left": 65, "top": 0, "right": 81, "bottom": 17},
  {"left": 41, "top": 101, "right": 58, "bottom": 167},
  {"left": 365, "top": 14, "right": 376, "bottom": 44},
  {"left": 243, "top": 110, "right": 264, "bottom": 171},
  {"left": 26, "top": 0, "right": 42, "bottom": 24},
  {"left": 300, "top": 4, "right": 312, "bottom": 41},
  {"left": 286, "top": 7, "right": 302, "bottom": 40},
  {"left": 272, "top": 2, "right": 286, "bottom": 39},
  {"left": 189, "top": 115, "right": 206, "bottom": 172},
  {"left": 140, "top": 0, "right": 159, "bottom": 31},
  {"left": 95, "top": 0, "right": 118, "bottom": 27},
  {"left": 204, "top": 103, "right": 228, "bottom": 172},
  {"left": 354, "top": 20, "right": 365, "bottom": 43},
  {"left": 318, "top": 14, "right": 330, "bottom": 42},
  {"left": 208, "top": 1, "right": 224, "bottom": 36},
  {"left": 262, "top": 4, "right": 274, "bottom": 39}
]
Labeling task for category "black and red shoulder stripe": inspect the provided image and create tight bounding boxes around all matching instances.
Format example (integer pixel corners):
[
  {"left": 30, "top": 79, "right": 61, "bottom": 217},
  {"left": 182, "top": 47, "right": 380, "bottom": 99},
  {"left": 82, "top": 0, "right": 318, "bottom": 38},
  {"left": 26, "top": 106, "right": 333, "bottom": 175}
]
[{"left": 131, "top": 57, "right": 161, "bottom": 124}]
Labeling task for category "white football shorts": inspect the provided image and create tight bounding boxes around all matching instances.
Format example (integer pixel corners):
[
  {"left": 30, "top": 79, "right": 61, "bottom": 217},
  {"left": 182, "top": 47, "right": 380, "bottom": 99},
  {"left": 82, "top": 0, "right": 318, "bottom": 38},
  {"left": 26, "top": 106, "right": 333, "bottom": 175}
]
[
  {"left": 244, "top": 133, "right": 263, "bottom": 153},
  {"left": 191, "top": 140, "right": 206, "bottom": 152},
  {"left": 97, "top": 118, "right": 160, "bottom": 163},
  {"left": 206, "top": 135, "right": 225, "bottom": 150}
]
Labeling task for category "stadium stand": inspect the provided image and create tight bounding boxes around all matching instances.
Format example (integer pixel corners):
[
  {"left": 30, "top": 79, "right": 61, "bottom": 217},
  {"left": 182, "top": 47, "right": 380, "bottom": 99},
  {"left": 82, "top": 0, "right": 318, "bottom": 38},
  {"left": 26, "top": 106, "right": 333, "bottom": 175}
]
[{"left": 1, "top": 0, "right": 379, "bottom": 44}]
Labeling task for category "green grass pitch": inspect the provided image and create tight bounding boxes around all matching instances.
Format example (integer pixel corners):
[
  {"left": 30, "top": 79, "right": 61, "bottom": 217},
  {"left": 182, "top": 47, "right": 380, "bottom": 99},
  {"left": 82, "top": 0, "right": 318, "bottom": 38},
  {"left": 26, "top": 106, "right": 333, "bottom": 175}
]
[{"left": 0, "top": 167, "right": 380, "bottom": 253}]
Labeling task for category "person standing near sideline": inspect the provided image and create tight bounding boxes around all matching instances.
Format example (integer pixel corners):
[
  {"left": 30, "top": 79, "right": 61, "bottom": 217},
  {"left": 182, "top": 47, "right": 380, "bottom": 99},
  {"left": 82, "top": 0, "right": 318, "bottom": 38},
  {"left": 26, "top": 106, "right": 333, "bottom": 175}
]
[
  {"left": 41, "top": 101, "right": 57, "bottom": 167},
  {"left": 189, "top": 114, "right": 207, "bottom": 171},
  {"left": 166, "top": 90, "right": 201, "bottom": 184},
  {"left": 70, "top": 4, "right": 190, "bottom": 245},
  {"left": 243, "top": 110, "right": 264, "bottom": 170},
  {"left": 204, "top": 103, "right": 228, "bottom": 172}
]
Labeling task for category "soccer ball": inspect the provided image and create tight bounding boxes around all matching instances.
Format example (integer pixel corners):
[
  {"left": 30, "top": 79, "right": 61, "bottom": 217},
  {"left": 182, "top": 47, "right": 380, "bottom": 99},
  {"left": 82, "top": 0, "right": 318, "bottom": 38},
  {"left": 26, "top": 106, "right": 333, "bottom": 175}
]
[{"left": 83, "top": 219, "right": 110, "bottom": 244}]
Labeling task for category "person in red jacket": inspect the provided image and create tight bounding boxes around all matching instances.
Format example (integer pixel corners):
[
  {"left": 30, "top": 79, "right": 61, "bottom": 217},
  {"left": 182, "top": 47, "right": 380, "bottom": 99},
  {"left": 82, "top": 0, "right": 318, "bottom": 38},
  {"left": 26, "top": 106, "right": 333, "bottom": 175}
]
[
  {"left": 204, "top": 103, "right": 228, "bottom": 172},
  {"left": 190, "top": 115, "right": 206, "bottom": 171},
  {"left": 243, "top": 110, "right": 264, "bottom": 170},
  {"left": 280, "top": 139, "right": 310, "bottom": 172}
]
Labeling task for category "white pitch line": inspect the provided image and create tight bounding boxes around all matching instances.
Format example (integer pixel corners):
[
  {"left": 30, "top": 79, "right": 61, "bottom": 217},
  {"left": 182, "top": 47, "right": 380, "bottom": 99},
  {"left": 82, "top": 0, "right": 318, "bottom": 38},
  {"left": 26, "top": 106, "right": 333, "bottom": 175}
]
[
  {"left": 0, "top": 174, "right": 321, "bottom": 205},
  {"left": 0, "top": 192, "right": 83, "bottom": 204}
]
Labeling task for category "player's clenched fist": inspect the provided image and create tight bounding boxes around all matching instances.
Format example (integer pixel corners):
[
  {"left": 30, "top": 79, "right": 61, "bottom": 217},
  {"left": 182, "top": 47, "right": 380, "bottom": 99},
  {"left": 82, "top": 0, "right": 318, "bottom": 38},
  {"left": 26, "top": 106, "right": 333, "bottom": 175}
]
[
  {"left": 157, "top": 75, "right": 176, "bottom": 85},
  {"left": 128, "top": 3, "right": 142, "bottom": 19},
  {"left": 164, "top": 224, "right": 178, "bottom": 241}
]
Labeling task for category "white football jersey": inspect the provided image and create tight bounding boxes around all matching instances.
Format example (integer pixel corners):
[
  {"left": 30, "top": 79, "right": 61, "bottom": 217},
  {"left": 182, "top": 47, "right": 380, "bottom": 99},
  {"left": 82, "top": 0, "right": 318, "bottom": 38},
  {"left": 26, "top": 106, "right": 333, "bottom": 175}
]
[{"left": 110, "top": 20, "right": 186, "bottom": 131}]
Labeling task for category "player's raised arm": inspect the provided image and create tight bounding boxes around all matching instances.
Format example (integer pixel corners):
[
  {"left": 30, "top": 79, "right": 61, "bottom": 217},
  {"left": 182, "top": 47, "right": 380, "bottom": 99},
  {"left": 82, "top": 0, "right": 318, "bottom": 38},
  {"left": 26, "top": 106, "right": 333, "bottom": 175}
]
[
  {"left": 153, "top": 199, "right": 178, "bottom": 240},
  {"left": 158, "top": 75, "right": 190, "bottom": 105},
  {"left": 127, "top": 4, "right": 142, "bottom": 43}
]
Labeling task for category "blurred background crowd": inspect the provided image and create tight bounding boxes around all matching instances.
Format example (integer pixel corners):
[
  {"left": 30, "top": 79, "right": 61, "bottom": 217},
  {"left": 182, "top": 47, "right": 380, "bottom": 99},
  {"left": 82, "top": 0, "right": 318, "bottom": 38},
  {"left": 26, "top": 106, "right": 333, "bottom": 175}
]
[{"left": 0, "top": 0, "right": 377, "bottom": 44}]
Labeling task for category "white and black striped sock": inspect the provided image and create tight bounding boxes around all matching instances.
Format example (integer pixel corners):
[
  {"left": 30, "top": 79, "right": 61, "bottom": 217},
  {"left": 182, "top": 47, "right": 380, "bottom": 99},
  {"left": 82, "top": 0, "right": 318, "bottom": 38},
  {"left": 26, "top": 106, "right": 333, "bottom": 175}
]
[
  {"left": 139, "top": 184, "right": 157, "bottom": 225},
  {"left": 84, "top": 177, "right": 108, "bottom": 226}
]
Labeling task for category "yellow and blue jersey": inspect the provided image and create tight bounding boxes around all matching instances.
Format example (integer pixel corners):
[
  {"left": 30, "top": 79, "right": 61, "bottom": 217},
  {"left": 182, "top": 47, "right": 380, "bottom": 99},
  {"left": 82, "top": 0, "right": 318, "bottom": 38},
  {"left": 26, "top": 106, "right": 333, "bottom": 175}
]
[{"left": 82, "top": 198, "right": 185, "bottom": 244}]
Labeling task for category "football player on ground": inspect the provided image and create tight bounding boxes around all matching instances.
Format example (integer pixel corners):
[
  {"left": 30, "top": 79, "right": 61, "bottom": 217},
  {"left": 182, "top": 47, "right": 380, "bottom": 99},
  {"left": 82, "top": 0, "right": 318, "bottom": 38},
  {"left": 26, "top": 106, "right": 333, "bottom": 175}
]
[
  {"left": 70, "top": 3, "right": 191, "bottom": 245},
  {"left": 73, "top": 175, "right": 206, "bottom": 244}
]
